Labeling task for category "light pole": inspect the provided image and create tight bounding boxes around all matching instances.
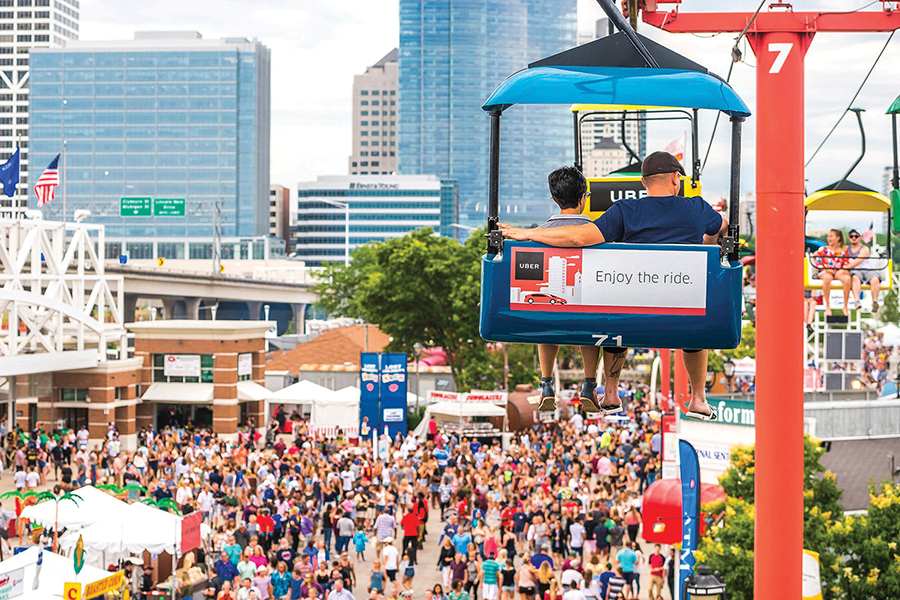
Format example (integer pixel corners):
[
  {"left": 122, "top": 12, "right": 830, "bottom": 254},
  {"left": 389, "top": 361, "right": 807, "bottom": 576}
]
[
  {"left": 413, "top": 343, "right": 423, "bottom": 413},
  {"left": 318, "top": 198, "right": 350, "bottom": 266},
  {"left": 682, "top": 564, "right": 726, "bottom": 599},
  {"left": 723, "top": 360, "right": 735, "bottom": 394}
]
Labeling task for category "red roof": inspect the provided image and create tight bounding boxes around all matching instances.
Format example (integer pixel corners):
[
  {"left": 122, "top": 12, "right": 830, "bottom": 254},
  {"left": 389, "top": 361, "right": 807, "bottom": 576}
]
[{"left": 265, "top": 325, "right": 391, "bottom": 374}]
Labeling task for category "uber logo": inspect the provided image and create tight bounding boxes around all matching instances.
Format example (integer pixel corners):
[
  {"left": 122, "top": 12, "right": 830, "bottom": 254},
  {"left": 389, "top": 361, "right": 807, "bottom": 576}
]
[{"left": 515, "top": 251, "right": 544, "bottom": 281}]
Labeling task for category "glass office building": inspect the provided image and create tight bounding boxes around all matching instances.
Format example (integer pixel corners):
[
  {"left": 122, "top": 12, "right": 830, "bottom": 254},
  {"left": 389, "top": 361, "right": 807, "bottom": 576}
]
[
  {"left": 398, "top": 0, "right": 576, "bottom": 229},
  {"left": 28, "top": 31, "right": 271, "bottom": 250},
  {"left": 294, "top": 175, "right": 458, "bottom": 267}
]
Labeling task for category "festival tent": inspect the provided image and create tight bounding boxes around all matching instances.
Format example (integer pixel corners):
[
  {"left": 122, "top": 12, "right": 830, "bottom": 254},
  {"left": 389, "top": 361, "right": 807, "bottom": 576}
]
[
  {"left": 877, "top": 323, "right": 900, "bottom": 346},
  {"left": 0, "top": 546, "right": 111, "bottom": 600},
  {"left": 412, "top": 400, "right": 507, "bottom": 439},
  {"left": 733, "top": 356, "right": 757, "bottom": 376},
  {"left": 310, "top": 392, "right": 360, "bottom": 438},
  {"left": 20, "top": 485, "right": 130, "bottom": 531},
  {"left": 59, "top": 502, "right": 211, "bottom": 564},
  {"left": 266, "top": 380, "right": 336, "bottom": 405}
]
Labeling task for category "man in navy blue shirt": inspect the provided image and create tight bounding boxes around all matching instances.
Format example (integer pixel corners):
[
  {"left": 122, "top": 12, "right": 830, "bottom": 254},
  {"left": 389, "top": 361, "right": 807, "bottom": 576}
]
[{"left": 500, "top": 152, "right": 725, "bottom": 421}]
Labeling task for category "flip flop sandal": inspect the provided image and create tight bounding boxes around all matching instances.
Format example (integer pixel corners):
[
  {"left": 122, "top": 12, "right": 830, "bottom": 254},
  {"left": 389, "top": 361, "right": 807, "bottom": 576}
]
[
  {"left": 685, "top": 406, "right": 718, "bottom": 421},
  {"left": 599, "top": 403, "right": 623, "bottom": 416}
]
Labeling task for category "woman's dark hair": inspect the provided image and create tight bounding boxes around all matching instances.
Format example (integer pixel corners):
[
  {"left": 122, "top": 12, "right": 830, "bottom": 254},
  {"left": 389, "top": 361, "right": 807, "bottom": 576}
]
[{"left": 548, "top": 166, "right": 587, "bottom": 210}]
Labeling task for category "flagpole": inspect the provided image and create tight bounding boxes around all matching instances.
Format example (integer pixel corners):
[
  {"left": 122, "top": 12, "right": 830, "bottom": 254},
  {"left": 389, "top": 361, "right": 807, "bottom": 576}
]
[{"left": 62, "top": 139, "right": 66, "bottom": 223}]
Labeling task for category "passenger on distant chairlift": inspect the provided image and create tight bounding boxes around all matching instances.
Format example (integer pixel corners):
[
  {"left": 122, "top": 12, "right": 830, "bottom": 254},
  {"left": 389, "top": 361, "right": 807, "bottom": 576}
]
[{"left": 499, "top": 151, "right": 726, "bottom": 421}]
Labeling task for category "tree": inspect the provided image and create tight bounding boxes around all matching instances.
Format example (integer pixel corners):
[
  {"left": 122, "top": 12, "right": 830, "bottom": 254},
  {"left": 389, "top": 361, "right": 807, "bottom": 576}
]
[
  {"left": 695, "top": 436, "right": 843, "bottom": 600},
  {"left": 881, "top": 286, "right": 900, "bottom": 325},
  {"left": 313, "top": 228, "right": 500, "bottom": 391}
]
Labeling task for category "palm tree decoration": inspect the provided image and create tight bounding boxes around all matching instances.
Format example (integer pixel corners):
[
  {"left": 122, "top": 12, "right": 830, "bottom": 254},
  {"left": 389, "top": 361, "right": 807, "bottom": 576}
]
[
  {"left": 0, "top": 490, "right": 39, "bottom": 544},
  {"left": 0, "top": 490, "right": 82, "bottom": 552},
  {"left": 140, "top": 497, "right": 182, "bottom": 515},
  {"left": 96, "top": 481, "right": 148, "bottom": 499}
]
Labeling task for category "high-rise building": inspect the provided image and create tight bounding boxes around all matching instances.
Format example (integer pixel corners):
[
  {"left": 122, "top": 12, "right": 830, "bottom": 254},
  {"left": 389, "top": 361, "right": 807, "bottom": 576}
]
[
  {"left": 28, "top": 31, "right": 271, "bottom": 258},
  {"left": 399, "top": 0, "right": 577, "bottom": 229},
  {"left": 293, "top": 174, "right": 458, "bottom": 267},
  {"left": 270, "top": 184, "right": 291, "bottom": 251},
  {"left": 578, "top": 19, "right": 644, "bottom": 178},
  {"left": 0, "top": 0, "right": 79, "bottom": 218},
  {"left": 349, "top": 48, "right": 397, "bottom": 176}
]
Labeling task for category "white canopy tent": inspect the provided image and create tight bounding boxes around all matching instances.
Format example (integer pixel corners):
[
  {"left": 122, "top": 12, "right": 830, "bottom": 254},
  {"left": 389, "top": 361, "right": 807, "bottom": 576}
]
[
  {"left": 20, "top": 485, "right": 130, "bottom": 531},
  {"left": 59, "top": 502, "right": 211, "bottom": 566},
  {"left": 878, "top": 323, "right": 900, "bottom": 346},
  {"left": 733, "top": 356, "right": 757, "bottom": 376},
  {"left": 266, "top": 380, "right": 337, "bottom": 423},
  {"left": 0, "top": 546, "right": 110, "bottom": 600},
  {"left": 413, "top": 400, "right": 507, "bottom": 439},
  {"left": 310, "top": 392, "right": 360, "bottom": 438}
]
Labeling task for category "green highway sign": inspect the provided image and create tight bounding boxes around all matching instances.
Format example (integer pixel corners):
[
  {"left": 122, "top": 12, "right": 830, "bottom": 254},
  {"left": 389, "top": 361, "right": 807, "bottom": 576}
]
[
  {"left": 153, "top": 198, "right": 186, "bottom": 217},
  {"left": 120, "top": 197, "right": 152, "bottom": 217}
]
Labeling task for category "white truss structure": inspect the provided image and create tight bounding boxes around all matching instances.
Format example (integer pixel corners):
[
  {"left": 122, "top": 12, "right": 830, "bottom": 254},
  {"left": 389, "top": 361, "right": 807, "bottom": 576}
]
[{"left": 0, "top": 219, "right": 127, "bottom": 376}]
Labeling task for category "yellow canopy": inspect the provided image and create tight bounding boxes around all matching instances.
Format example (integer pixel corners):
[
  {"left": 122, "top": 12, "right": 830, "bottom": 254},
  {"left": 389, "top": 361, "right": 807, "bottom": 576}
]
[
  {"left": 805, "top": 189, "right": 890, "bottom": 212},
  {"left": 570, "top": 103, "right": 667, "bottom": 112}
]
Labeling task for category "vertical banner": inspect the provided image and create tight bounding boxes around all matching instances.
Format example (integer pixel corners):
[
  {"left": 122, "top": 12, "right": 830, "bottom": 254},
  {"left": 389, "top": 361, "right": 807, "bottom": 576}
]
[
  {"left": 678, "top": 440, "right": 700, "bottom": 600},
  {"left": 180, "top": 511, "right": 203, "bottom": 553},
  {"left": 803, "top": 549, "right": 823, "bottom": 600},
  {"left": 360, "top": 353, "right": 380, "bottom": 432},
  {"left": 379, "top": 352, "right": 408, "bottom": 438}
]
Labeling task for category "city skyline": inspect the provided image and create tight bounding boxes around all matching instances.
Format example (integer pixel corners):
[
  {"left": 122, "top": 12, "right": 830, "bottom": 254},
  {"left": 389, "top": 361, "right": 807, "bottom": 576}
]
[{"left": 63, "top": 0, "right": 900, "bottom": 212}]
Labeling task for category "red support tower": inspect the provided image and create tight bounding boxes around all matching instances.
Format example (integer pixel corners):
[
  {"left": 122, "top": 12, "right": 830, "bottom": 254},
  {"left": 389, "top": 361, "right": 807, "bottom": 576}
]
[{"left": 640, "top": 2, "right": 900, "bottom": 598}]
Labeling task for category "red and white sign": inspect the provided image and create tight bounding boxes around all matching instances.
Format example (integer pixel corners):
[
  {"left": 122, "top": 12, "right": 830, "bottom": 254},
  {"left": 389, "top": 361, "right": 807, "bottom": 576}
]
[
  {"left": 164, "top": 354, "right": 201, "bottom": 377},
  {"left": 466, "top": 391, "right": 507, "bottom": 404},
  {"left": 662, "top": 414, "right": 677, "bottom": 463},
  {"left": 238, "top": 353, "right": 253, "bottom": 377},
  {"left": 180, "top": 511, "right": 203, "bottom": 553},
  {"left": 426, "top": 391, "right": 507, "bottom": 404},
  {"left": 803, "top": 368, "right": 821, "bottom": 391},
  {"left": 509, "top": 247, "right": 708, "bottom": 316}
]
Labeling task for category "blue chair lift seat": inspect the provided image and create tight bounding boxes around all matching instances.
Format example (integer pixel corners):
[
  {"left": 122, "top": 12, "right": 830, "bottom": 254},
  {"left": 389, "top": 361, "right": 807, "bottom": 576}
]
[
  {"left": 478, "top": 31, "right": 750, "bottom": 351},
  {"left": 480, "top": 242, "right": 743, "bottom": 350}
]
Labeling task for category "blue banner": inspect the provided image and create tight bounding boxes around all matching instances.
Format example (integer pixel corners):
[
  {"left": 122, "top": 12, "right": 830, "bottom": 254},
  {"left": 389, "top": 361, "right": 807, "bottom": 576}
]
[
  {"left": 678, "top": 439, "right": 701, "bottom": 599},
  {"left": 379, "top": 352, "right": 408, "bottom": 438},
  {"left": 359, "top": 353, "right": 380, "bottom": 434}
]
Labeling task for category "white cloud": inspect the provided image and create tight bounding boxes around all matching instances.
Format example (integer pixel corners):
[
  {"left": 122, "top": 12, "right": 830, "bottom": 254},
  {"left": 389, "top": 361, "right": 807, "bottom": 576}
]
[{"left": 79, "top": 0, "right": 898, "bottom": 201}]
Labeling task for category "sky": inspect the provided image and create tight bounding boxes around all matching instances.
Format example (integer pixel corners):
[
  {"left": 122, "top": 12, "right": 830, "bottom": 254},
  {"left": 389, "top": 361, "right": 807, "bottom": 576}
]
[{"left": 80, "top": 0, "right": 900, "bottom": 201}]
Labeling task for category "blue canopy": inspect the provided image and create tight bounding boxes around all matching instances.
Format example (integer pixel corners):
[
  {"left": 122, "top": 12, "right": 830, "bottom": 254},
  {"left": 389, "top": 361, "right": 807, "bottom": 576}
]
[{"left": 482, "top": 66, "right": 751, "bottom": 118}]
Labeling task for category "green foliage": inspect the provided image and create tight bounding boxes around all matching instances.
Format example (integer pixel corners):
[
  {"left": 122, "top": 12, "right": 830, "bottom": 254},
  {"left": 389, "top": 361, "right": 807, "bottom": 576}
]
[
  {"left": 312, "top": 228, "right": 539, "bottom": 391},
  {"left": 823, "top": 482, "right": 900, "bottom": 599},
  {"left": 697, "top": 436, "right": 844, "bottom": 600},
  {"left": 407, "top": 407, "right": 426, "bottom": 431},
  {"left": 881, "top": 286, "right": 900, "bottom": 326},
  {"left": 722, "top": 322, "right": 756, "bottom": 360}
]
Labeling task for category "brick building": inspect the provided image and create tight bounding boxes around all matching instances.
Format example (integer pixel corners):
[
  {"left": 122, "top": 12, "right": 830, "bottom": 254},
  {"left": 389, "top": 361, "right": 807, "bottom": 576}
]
[{"left": 17, "top": 321, "right": 271, "bottom": 449}]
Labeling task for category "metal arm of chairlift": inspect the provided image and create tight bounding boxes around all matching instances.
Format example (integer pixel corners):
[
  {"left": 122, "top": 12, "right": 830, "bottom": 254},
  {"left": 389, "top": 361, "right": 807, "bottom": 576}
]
[
  {"left": 620, "top": 111, "right": 642, "bottom": 164},
  {"left": 836, "top": 108, "right": 866, "bottom": 190}
]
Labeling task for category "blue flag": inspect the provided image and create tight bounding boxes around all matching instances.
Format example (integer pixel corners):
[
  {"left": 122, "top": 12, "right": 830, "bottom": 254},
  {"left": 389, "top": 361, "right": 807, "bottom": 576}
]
[{"left": 0, "top": 148, "right": 18, "bottom": 198}]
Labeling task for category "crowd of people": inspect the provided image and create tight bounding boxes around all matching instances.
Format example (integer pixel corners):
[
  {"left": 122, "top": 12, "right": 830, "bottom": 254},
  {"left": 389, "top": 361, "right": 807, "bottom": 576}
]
[{"left": 0, "top": 385, "right": 679, "bottom": 600}]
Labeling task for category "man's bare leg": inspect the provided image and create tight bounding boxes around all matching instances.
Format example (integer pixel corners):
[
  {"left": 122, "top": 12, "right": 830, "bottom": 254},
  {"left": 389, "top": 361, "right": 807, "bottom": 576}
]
[
  {"left": 579, "top": 346, "right": 601, "bottom": 378},
  {"left": 600, "top": 349, "right": 627, "bottom": 408},
  {"left": 538, "top": 345, "right": 559, "bottom": 378},
  {"left": 683, "top": 350, "right": 712, "bottom": 415}
]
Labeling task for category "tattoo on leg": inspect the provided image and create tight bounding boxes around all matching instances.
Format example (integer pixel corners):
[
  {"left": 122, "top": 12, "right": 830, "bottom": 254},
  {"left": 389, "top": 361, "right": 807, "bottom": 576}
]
[{"left": 607, "top": 354, "right": 626, "bottom": 379}]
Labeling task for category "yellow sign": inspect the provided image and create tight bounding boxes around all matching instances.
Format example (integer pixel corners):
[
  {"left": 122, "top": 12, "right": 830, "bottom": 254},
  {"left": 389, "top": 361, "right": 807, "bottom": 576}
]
[
  {"left": 64, "top": 583, "right": 82, "bottom": 600},
  {"left": 157, "top": 257, "right": 165, "bottom": 267},
  {"left": 803, "top": 549, "right": 823, "bottom": 600},
  {"left": 83, "top": 572, "right": 124, "bottom": 600},
  {"left": 581, "top": 175, "right": 702, "bottom": 221}
]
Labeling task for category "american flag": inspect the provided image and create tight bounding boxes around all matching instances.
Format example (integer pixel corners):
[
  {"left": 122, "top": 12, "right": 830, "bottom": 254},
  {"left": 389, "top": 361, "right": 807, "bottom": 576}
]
[
  {"left": 34, "top": 154, "right": 60, "bottom": 207},
  {"left": 862, "top": 221, "right": 875, "bottom": 244}
]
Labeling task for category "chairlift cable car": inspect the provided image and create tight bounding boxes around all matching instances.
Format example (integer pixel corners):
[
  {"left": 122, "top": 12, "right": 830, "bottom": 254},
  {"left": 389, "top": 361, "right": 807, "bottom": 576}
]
[
  {"left": 479, "top": 0, "right": 750, "bottom": 351},
  {"left": 804, "top": 108, "right": 893, "bottom": 294}
]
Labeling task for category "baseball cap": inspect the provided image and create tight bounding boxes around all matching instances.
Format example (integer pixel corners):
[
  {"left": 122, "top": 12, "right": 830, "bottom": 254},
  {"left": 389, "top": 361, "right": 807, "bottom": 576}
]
[{"left": 641, "top": 151, "right": 685, "bottom": 177}]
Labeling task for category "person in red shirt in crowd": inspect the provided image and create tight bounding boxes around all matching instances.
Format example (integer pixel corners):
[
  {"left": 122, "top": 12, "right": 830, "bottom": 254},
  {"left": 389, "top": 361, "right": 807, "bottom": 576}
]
[
  {"left": 257, "top": 508, "right": 275, "bottom": 554},
  {"left": 456, "top": 493, "right": 468, "bottom": 517},
  {"left": 415, "top": 493, "right": 429, "bottom": 549},
  {"left": 500, "top": 504, "right": 514, "bottom": 531},
  {"left": 400, "top": 503, "right": 421, "bottom": 566},
  {"left": 648, "top": 544, "right": 667, "bottom": 599},
  {"left": 427, "top": 417, "right": 439, "bottom": 442}
]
